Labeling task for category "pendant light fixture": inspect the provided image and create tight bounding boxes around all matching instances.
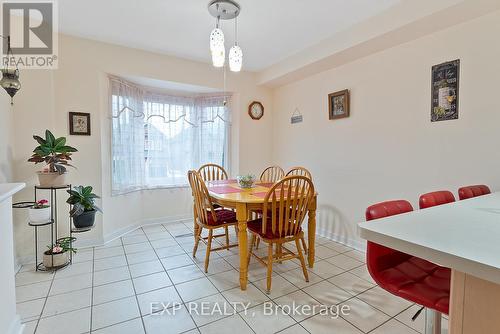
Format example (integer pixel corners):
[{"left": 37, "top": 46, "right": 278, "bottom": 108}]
[
  {"left": 208, "top": 0, "right": 242, "bottom": 71},
  {"left": 0, "top": 36, "right": 21, "bottom": 105},
  {"left": 229, "top": 17, "right": 242, "bottom": 72}
]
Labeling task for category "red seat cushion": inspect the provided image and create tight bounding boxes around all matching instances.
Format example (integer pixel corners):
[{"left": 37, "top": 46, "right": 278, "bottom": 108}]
[
  {"left": 458, "top": 185, "right": 491, "bottom": 200},
  {"left": 377, "top": 256, "right": 451, "bottom": 314},
  {"left": 419, "top": 191, "right": 455, "bottom": 209},
  {"left": 247, "top": 218, "right": 299, "bottom": 239},
  {"left": 206, "top": 209, "right": 237, "bottom": 226}
]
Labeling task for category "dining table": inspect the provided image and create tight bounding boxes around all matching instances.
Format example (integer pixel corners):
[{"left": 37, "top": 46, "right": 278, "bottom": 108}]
[{"left": 205, "top": 179, "right": 318, "bottom": 290}]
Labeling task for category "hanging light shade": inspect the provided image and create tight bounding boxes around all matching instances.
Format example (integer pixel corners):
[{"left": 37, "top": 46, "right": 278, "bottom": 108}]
[
  {"left": 211, "top": 46, "right": 225, "bottom": 67},
  {"left": 1, "top": 37, "right": 21, "bottom": 105},
  {"left": 209, "top": 27, "right": 225, "bottom": 51},
  {"left": 229, "top": 45, "right": 242, "bottom": 72}
]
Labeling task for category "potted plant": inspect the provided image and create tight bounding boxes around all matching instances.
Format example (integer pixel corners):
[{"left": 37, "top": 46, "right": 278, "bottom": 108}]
[
  {"left": 28, "top": 129, "right": 78, "bottom": 187},
  {"left": 67, "top": 185, "right": 102, "bottom": 228},
  {"left": 43, "top": 237, "right": 76, "bottom": 268},
  {"left": 28, "top": 199, "right": 51, "bottom": 224}
]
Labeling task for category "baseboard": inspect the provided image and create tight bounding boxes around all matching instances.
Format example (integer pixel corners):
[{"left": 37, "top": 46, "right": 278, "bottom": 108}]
[
  {"left": 6, "top": 315, "right": 23, "bottom": 334},
  {"left": 315, "top": 226, "right": 366, "bottom": 252},
  {"left": 16, "top": 214, "right": 193, "bottom": 265}
]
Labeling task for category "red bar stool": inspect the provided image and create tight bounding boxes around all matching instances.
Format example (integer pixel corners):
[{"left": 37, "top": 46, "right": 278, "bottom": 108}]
[
  {"left": 419, "top": 191, "right": 455, "bottom": 209},
  {"left": 458, "top": 184, "right": 491, "bottom": 200},
  {"left": 366, "top": 200, "right": 450, "bottom": 333}
]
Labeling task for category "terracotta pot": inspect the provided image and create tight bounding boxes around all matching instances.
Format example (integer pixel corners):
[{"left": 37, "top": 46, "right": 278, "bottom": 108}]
[
  {"left": 28, "top": 206, "right": 51, "bottom": 224},
  {"left": 37, "top": 171, "right": 67, "bottom": 187},
  {"left": 43, "top": 251, "right": 69, "bottom": 268}
]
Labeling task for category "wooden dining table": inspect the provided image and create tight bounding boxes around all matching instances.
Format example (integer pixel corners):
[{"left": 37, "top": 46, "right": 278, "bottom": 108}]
[{"left": 205, "top": 179, "right": 318, "bottom": 290}]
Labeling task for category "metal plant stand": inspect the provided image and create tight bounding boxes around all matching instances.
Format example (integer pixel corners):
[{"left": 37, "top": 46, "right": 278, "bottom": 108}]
[{"left": 34, "top": 184, "right": 75, "bottom": 268}]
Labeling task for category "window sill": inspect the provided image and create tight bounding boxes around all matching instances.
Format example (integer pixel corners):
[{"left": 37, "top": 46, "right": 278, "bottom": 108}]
[{"left": 112, "top": 184, "right": 190, "bottom": 197}]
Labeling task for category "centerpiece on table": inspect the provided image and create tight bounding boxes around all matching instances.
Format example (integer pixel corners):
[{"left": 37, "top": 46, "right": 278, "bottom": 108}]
[
  {"left": 237, "top": 174, "right": 256, "bottom": 188},
  {"left": 28, "top": 199, "right": 51, "bottom": 224},
  {"left": 43, "top": 236, "right": 76, "bottom": 268},
  {"left": 67, "top": 185, "right": 102, "bottom": 229},
  {"left": 28, "top": 130, "right": 78, "bottom": 187}
]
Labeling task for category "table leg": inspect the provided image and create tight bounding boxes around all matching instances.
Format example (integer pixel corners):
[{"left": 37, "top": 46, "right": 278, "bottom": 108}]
[
  {"left": 236, "top": 203, "right": 248, "bottom": 290},
  {"left": 307, "top": 195, "right": 317, "bottom": 268}
]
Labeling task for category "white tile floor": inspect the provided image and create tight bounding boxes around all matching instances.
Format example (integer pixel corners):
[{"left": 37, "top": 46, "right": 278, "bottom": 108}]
[{"left": 16, "top": 221, "right": 448, "bottom": 334}]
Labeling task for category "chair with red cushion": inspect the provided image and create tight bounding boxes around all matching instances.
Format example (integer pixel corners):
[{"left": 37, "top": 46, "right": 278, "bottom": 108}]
[
  {"left": 419, "top": 190, "right": 455, "bottom": 209},
  {"left": 247, "top": 175, "right": 314, "bottom": 293},
  {"left": 458, "top": 184, "right": 491, "bottom": 200},
  {"left": 366, "top": 200, "right": 451, "bottom": 332},
  {"left": 188, "top": 170, "right": 238, "bottom": 273}
]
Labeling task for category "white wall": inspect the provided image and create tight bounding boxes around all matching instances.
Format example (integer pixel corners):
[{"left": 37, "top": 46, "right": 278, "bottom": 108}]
[
  {"left": 0, "top": 94, "right": 13, "bottom": 182},
  {"left": 11, "top": 34, "right": 273, "bottom": 260},
  {"left": 272, "top": 11, "right": 500, "bottom": 249}
]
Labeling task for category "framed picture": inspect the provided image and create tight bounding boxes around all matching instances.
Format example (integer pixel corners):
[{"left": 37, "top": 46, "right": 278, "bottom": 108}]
[
  {"left": 431, "top": 59, "right": 460, "bottom": 122},
  {"left": 69, "top": 112, "right": 91, "bottom": 135},
  {"left": 328, "top": 89, "right": 350, "bottom": 120}
]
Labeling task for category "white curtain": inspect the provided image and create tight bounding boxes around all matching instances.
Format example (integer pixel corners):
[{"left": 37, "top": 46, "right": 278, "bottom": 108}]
[{"left": 110, "top": 77, "right": 231, "bottom": 195}]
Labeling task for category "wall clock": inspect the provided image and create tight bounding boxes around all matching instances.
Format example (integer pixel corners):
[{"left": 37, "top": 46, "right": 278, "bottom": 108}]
[{"left": 248, "top": 101, "right": 264, "bottom": 120}]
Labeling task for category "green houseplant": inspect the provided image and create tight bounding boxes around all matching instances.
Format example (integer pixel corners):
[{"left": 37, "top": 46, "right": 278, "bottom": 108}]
[
  {"left": 67, "top": 185, "right": 102, "bottom": 228},
  {"left": 28, "top": 130, "right": 78, "bottom": 187},
  {"left": 43, "top": 237, "right": 76, "bottom": 268}
]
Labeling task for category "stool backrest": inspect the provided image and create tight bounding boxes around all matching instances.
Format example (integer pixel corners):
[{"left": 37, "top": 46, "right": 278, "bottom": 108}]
[
  {"left": 261, "top": 176, "right": 314, "bottom": 239},
  {"left": 260, "top": 165, "right": 285, "bottom": 182},
  {"left": 366, "top": 200, "right": 414, "bottom": 274},
  {"left": 458, "top": 185, "right": 491, "bottom": 200},
  {"left": 198, "top": 164, "right": 228, "bottom": 182},
  {"left": 285, "top": 166, "right": 312, "bottom": 180},
  {"left": 188, "top": 170, "right": 217, "bottom": 226},
  {"left": 419, "top": 190, "right": 455, "bottom": 209}
]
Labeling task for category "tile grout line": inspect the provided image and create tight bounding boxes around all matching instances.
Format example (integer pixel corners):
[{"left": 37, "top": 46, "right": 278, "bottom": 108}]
[
  {"left": 89, "top": 247, "right": 95, "bottom": 333},
  {"left": 145, "top": 224, "right": 202, "bottom": 333},
  {"left": 119, "top": 234, "right": 148, "bottom": 334}
]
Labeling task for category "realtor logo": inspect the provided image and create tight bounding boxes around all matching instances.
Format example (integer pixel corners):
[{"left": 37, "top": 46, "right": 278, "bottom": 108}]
[{"left": 1, "top": 0, "right": 58, "bottom": 68}]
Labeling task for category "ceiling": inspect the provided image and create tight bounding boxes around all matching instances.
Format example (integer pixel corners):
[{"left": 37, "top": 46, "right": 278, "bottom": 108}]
[{"left": 59, "top": 0, "right": 401, "bottom": 72}]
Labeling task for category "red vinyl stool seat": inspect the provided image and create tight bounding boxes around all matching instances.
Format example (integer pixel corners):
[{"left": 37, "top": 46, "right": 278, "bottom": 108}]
[
  {"left": 366, "top": 200, "right": 450, "bottom": 315},
  {"left": 419, "top": 191, "right": 456, "bottom": 209},
  {"left": 458, "top": 184, "right": 491, "bottom": 200}
]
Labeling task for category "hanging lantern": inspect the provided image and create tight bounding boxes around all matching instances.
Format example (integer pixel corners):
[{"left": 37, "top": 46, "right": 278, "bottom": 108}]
[
  {"left": 229, "top": 45, "right": 242, "bottom": 72},
  {"left": 1, "top": 37, "right": 21, "bottom": 105},
  {"left": 211, "top": 46, "right": 225, "bottom": 67},
  {"left": 209, "top": 27, "right": 224, "bottom": 51}
]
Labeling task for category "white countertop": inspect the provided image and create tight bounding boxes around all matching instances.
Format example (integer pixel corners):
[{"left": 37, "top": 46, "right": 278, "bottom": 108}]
[
  {"left": 358, "top": 192, "right": 500, "bottom": 284},
  {"left": 0, "top": 183, "right": 26, "bottom": 203}
]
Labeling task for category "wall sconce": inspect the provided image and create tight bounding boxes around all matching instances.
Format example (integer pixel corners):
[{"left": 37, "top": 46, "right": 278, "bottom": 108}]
[{"left": 0, "top": 36, "right": 21, "bottom": 105}]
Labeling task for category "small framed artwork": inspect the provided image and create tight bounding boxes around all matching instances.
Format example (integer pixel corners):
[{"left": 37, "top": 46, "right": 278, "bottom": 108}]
[
  {"left": 328, "top": 89, "right": 350, "bottom": 120},
  {"left": 431, "top": 59, "right": 460, "bottom": 122},
  {"left": 69, "top": 112, "right": 91, "bottom": 135}
]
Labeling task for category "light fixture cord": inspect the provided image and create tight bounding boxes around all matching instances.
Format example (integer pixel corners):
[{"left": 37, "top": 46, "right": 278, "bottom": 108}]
[{"left": 234, "top": 16, "right": 238, "bottom": 46}]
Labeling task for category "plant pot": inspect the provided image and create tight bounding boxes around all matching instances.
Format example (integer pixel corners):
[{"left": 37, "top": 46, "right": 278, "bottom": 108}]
[
  {"left": 73, "top": 210, "right": 96, "bottom": 228},
  {"left": 37, "top": 171, "right": 67, "bottom": 187},
  {"left": 28, "top": 206, "right": 51, "bottom": 224},
  {"left": 43, "top": 251, "right": 69, "bottom": 268}
]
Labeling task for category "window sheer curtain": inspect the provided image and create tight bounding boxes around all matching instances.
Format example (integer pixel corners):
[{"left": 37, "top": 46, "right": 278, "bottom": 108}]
[{"left": 110, "top": 77, "right": 231, "bottom": 195}]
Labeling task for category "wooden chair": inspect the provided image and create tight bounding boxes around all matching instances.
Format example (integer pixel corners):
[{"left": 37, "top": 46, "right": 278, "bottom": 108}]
[
  {"left": 188, "top": 170, "right": 238, "bottom": 273},
  {"left": 260, "top": 166, "right": 285, "bottom": 182},
  {"left": 198, "top": 163, "right": 228, "bottom": 182},
  {"left": 285, "top": 166, "right": 312, "bottom": 180},
  {"left": 247, "top": 175, "right": 314, "bottom": 293}
]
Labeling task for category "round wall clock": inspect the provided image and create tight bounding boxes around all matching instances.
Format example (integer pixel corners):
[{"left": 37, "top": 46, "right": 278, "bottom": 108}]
[{"left": 248, "top": 101, "right": 264, "bottom": 120}]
